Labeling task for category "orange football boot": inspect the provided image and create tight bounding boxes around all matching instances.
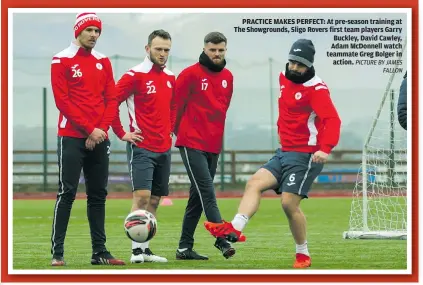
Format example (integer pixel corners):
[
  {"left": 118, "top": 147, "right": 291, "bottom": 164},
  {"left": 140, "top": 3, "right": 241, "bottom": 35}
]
[
  {"left": 204, "top": 220, "right": 246, "bottom": 242},
  {"left": 293, "top": 253, "right": 312, "bottom": 268}
]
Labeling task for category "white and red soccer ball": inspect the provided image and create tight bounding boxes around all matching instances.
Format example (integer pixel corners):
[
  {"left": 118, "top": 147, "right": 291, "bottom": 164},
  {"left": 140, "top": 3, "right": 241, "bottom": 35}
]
[{"left": 124, "top": 210, "right": 157, "bottom": 243}]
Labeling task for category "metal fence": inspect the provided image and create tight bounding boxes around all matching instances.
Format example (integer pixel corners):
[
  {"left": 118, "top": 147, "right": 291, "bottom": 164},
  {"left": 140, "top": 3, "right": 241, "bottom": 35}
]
[{"left": 13, "top": 148, "right": 408, "bottom": 193}]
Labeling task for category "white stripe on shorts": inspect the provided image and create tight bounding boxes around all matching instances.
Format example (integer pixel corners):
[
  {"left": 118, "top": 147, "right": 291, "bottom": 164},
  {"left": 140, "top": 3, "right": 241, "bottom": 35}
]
[{"left": 298, "top": 156, "right": 313, "bottom": 195}]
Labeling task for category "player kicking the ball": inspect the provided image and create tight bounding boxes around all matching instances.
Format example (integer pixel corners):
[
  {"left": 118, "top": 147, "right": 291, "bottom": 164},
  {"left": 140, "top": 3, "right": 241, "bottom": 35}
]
[{"left": 204, "top": 39, "right": 341, "bottom": 268}]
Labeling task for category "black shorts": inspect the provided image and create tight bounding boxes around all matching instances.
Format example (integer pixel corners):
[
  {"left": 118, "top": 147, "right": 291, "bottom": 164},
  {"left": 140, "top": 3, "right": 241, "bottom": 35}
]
[
  {"left": 126, "top": 143, "right": 171, "bottom": 197},
  {"left": 261, "top": 149, "right": 324, "bottom": 198}
]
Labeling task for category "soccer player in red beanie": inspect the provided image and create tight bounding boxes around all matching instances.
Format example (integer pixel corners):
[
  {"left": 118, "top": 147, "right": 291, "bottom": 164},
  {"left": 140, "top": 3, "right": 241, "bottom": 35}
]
[
  {"left": 49, "top": 12, "right": 124, "bottom": 266},
  {"left": 204, "top": 39, "right": 341, "bottom": 269},
  {"left": 171, "top": 32, "right": 235, "bottom": 260},
  {"left": 111, "top": 29, "right": 175, "bottom": 264}
]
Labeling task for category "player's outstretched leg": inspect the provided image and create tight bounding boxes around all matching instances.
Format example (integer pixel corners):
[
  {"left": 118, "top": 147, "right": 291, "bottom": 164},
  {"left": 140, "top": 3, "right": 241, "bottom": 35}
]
[{"left": 204, "top": 168, "right": 279, "bottom": 242}]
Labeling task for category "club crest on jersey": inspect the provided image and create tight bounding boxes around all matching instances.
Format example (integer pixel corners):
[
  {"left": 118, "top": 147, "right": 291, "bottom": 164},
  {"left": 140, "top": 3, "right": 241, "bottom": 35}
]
[
  {"left": 295, "top": 92, "right": 302, "bottom": 100},
  {"left": 222, "top": 80, "right": 227, "bottom": 88},
  {"left": 96, "top": 63, "right": 103, "bottom": 70},
  {"left": 167, "top": 81, "right": 172, "bottom": 88}
]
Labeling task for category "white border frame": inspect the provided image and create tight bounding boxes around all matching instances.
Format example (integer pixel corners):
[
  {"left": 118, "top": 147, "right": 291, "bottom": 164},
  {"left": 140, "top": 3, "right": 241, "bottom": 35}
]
[{"left": 8, "top": 7, "right": 413, "bottom": 276}]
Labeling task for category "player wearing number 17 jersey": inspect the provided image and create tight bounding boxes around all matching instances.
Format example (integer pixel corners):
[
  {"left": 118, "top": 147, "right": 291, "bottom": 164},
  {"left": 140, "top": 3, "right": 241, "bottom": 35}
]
[
  {"left": 171, "top": 32, "right": 235, "bottom": 261},
  {"left": 204, "top": 39, "right": 341, "bottom": 268}
]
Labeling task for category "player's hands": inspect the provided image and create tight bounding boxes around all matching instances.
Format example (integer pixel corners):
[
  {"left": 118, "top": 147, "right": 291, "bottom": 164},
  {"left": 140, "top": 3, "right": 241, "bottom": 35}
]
[
  {"left": 85, "top": 137, "right": 96, "bottom": 151},
  {"left": 122, "top": 130, "right": 143, "bottom": 145},
  {"left": 312, "top": 150, "right": 329, "bottom": 163},
  {"left": 89, "top": 128, "right": 106, "bottom": 144}
]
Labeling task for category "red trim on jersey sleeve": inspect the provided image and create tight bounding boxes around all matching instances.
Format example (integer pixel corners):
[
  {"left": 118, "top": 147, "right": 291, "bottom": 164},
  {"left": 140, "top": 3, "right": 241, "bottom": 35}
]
[
  {"left": 51, "top": 58, "right": 95, "bottom": 135},
  {"left": 309, "top": 86, "right": 341, "bottom": 154},
  {"left": 98, "top": 57, "right": 119, "bottom": 132},
  {"left": 111, "top": 71, "right": 136, "bottom": 139}
]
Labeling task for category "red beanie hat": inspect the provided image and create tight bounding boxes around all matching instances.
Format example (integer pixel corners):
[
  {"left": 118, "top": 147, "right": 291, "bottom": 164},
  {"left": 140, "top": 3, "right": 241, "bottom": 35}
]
[{"left": 74, "top": 12, "right": 102, "bottom": 38}]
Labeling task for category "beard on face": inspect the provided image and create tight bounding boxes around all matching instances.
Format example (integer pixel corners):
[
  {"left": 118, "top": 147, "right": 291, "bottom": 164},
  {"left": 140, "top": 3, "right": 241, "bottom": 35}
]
[
  {"left": 211, "top": 55, "right": 224, "bottom": 66},
  {"left": 284, "top": 62, "right": 315, "bottom": 84},
  {"left": 286, "top": 68, "right": 303, "bottom": 77},
  {"left": 150, "top": 51, "right": 167, "bottom": 66}
]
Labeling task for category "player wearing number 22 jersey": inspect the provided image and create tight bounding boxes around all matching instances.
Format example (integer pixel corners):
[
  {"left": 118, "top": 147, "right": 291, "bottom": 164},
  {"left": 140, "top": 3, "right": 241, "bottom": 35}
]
[{"left": 111, "top": 30, "right": 175, "bottom": 264}]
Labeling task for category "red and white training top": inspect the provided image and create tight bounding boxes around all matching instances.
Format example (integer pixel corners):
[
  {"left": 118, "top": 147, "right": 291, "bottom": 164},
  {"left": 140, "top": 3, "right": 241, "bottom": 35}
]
[
  {"left": 51, "top": 42, "right": 118, "bottom": 138},
  {"left": 277, "top": 72, "right": 341, "bottom": 154},
  {"left": 111, "top": 56, "right": 176, "bottom": 153},
  {"left": 170, "top": 62, "right": 234, "bottom": 154}
]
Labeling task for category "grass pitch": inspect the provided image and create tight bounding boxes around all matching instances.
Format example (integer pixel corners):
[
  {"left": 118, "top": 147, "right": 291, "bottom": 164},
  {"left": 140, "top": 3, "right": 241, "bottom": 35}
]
[{"left": 12, "top": 197, "right": 407, "bottom": 270}]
